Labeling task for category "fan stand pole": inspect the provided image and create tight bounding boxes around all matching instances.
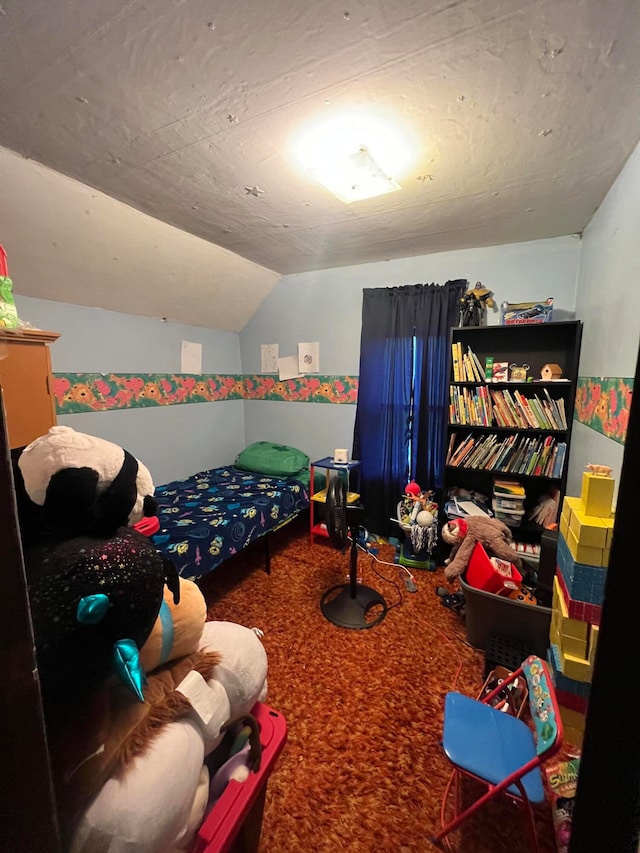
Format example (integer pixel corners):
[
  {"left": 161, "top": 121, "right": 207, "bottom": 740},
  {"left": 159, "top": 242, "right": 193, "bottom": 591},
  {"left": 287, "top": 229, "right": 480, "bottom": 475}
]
[{"left": 320, "top": 524, "right": 388, "bottom": 630}]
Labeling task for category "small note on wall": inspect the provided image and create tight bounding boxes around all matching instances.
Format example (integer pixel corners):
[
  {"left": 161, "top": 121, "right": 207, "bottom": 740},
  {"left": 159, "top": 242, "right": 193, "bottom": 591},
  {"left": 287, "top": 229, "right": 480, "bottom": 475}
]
[
  {"left": 278, "top": 355, "right": 300, "bottom": 381},
  {"left": 298, "top": 342, "right": 319, "bottom": 374},
  {"left": 261, "top": 343, "right": 279, "bottom": 373},
  {"left": 181, "top": 340, "right": 202, "bottom": 374}
]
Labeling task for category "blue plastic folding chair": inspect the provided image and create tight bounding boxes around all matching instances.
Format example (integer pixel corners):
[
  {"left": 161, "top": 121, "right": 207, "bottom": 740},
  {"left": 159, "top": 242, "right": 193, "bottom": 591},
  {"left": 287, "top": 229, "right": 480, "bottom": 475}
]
[{"left": 433, "top": 655, "right": 563, "bottom": 852}]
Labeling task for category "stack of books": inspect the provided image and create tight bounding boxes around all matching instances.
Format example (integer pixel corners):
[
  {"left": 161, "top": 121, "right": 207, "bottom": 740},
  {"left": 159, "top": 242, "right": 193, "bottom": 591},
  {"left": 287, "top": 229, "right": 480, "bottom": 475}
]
[
  {"left": 492, "top": 478, "right": 526, "bottom": 527},
  {"left": 451, "top": 341, "right": 486, "bottom": 382}
]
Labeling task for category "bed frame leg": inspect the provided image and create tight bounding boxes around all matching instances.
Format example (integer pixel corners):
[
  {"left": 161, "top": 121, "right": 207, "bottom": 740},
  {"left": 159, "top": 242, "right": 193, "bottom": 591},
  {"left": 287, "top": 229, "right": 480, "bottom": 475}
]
[{"left": 264, "top": 533, "right": 271, "bottom": 574}]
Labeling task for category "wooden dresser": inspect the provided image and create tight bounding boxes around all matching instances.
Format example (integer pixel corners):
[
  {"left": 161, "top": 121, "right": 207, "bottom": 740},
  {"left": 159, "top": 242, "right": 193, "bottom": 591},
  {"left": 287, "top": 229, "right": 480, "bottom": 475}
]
[{"left": 0, "top": 328, "right": 60, "bottom": 449}]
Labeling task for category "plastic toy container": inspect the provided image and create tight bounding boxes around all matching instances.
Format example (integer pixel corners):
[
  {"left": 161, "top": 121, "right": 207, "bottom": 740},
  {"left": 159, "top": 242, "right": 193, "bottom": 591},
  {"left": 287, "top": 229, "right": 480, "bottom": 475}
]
[
  {"left": 465, "top": 541, "right": 522, "bottom": 594},
  {"left": 193, "top": 702, "right": 287, "bottom": 853},
  {"left": 460, "top": 576, "right": 552, "bottom": 658}
]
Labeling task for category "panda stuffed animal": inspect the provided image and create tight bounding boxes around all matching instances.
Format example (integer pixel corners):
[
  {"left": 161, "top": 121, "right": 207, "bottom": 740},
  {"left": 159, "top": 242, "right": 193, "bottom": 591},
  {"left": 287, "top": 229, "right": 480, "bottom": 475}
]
[
  {"left": 17, "top": 425, "right": 158, "bottom": 540},
  {"left": 15, "top": 427, "right": 177, "bottom": 723}
]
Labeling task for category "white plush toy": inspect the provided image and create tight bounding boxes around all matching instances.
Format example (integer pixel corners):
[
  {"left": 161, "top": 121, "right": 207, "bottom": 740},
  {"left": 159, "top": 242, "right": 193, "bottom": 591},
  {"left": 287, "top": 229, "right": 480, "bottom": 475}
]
[
  {"left": 55, "top": 579, "right": 268, "bottom": 853},
  {"left": 18, "top": 425, "right": 157, "bottom": 538}
]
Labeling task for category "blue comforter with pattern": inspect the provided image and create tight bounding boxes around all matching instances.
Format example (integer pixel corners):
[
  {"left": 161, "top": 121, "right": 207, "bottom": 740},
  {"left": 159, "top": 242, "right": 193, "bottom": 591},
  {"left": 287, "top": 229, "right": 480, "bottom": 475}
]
[{"left": 152, "top": 466, "right": 309, "bottom": 579}]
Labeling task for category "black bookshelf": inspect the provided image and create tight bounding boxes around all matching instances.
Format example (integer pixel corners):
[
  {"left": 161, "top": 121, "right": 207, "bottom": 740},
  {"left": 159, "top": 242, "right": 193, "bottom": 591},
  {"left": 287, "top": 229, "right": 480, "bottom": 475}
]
[{"left": 446, "top": 321, "right": 583, "bottom": 540}]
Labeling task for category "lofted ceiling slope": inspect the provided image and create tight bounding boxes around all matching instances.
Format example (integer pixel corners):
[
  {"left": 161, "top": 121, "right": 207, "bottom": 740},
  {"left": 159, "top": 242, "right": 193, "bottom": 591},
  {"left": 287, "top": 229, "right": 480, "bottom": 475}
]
[{"left": 1, "top": 0, "right": 640, "bottom": 329}]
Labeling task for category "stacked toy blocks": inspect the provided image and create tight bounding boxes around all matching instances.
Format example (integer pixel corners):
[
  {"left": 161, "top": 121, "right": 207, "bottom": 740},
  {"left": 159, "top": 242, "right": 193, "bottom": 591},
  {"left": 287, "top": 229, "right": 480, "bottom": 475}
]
[{"left": 549, "top": 471, "right": 614, "bottom": 746}]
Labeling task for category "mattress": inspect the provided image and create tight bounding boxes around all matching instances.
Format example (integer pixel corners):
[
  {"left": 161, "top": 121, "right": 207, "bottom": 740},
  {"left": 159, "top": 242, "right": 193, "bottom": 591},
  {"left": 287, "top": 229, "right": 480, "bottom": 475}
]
[{"left": 152, "top": 466, "right": 309, "bottom": 579}]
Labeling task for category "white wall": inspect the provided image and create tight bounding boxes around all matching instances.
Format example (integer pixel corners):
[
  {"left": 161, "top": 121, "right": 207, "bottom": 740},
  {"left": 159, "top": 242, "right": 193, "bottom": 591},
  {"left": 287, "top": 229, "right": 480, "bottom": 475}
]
[
  {"left": 565, "top": 141, "right": 640, "bottom": 502},
  {"left": 240, "top": 236, "right": 581, "bottom": 462},
  {"left": 14, "top": 295, "right": 245, "bottom": 486}
]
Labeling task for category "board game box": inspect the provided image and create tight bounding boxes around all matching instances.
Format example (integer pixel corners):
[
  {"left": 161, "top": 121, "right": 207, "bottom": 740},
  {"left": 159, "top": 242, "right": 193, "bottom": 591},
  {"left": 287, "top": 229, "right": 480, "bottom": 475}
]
[{"left": 545, "top": 757, "right": 580, "bottom": 853}]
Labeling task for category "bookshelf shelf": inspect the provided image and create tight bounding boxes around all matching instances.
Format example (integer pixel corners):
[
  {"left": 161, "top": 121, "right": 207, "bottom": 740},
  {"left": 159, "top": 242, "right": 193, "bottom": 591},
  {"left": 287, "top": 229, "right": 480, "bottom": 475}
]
[
  {"left": 446, "top": 321, "right": 583, "bottom": 541},
  {"left": 446, "top": 465, "right": 561, "bottom": 482},
  {"left": 448, "top": 424, "right": 566, "bottom": 434}
]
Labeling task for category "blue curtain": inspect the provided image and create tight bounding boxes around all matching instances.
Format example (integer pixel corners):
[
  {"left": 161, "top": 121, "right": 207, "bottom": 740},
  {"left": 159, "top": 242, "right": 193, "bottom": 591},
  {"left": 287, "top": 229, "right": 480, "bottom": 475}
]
[{"left": 353, "top": 280, "right": 466, "bottom": 537}]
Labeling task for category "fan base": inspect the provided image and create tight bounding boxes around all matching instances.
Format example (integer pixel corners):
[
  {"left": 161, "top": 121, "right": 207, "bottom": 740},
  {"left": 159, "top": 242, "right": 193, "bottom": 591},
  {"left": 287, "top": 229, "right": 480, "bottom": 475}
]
[{"left": 320, "top": 583, "right": 387, "bottom": 630}]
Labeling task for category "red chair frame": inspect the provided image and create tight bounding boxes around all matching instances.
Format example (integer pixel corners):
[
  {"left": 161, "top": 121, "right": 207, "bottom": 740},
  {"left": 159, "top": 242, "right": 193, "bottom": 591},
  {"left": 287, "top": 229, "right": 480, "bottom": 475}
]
[{"left": 433, "top": 655, "right": 563, "bottom": 852}]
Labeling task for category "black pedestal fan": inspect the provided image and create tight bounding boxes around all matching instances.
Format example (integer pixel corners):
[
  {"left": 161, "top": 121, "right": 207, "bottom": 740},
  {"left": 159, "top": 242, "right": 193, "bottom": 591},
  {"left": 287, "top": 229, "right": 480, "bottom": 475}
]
[{"left": 319, "top": 476, "right": 387, "bottom": 630}]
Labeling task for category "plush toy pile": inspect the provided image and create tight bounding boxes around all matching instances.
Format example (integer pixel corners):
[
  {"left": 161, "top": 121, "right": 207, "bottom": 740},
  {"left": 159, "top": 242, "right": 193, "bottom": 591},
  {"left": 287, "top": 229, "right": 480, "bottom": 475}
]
[
  {"left": 441, "top": 515, "right": 523, "bottom": 581},
  {"left": 16, "top": 426, "right": 270, "bottom": 852},
  {"left": 399, "top": 481, "right": 439, "bottom": 554}
]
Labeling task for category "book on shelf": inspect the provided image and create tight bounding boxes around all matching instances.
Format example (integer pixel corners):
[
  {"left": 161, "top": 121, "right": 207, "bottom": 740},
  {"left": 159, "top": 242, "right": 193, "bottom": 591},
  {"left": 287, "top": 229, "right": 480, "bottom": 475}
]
[
  {"left": 493, "top": 478, "right": 526, "bottom": 496},
  {"left": 505, "top": 436, "right": 530, "bottom": 474},
  {"left": 468, "top": 347, "right": 485, "bottom": 382},
  {"left": 534, "top": 435, "right": 555, "bottom": 476},
  {"left": 551, "top": 442, "right": 567, "bottom": 478},
  {"left": 484, "top": 356, "right": 494, "bottom": 380},
  {"left": 491, "top": 361, "right": 509, "bottom": 382},
  {"left": 445, "top": 432, "right": 457, "bottom": 465},
  {"left": 543, "top": 388, "right": 568, "bottom": 430},
  {"left": 451, "top": 342, "right": 461, "bottom": 381}
]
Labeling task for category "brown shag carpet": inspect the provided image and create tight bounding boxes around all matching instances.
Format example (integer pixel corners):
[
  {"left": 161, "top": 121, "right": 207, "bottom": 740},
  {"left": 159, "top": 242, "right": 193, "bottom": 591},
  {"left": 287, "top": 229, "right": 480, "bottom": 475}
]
[{"left": 199, "top": 517, "right": 559, "bottom": 853}]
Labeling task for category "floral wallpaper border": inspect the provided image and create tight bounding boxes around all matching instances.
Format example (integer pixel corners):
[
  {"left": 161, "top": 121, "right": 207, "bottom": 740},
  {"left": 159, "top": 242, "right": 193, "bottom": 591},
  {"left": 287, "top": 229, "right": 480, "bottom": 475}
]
[
  {"left": 53, "top": 373, "right": 359, "bottom": 414},
  {"left": 574, "top": 376, "right": 633, "bottom": 445}
]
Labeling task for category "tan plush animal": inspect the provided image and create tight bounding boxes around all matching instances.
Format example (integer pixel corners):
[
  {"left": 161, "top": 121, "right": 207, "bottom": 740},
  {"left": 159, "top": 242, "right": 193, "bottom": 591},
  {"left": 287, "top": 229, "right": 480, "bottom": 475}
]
[
  {"left": 442, "top": 516, "right": 522, "bottom": 581},
  {"left": 585, "top": 463, "right": 613, "bottom": 477}
]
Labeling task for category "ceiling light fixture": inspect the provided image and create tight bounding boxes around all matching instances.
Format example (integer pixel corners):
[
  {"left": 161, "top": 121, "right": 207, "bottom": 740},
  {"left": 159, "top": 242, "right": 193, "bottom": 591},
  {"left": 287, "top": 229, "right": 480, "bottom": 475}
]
[
  {"left": 294, "top": 110, "right": 415, "bottom": 204},
  {"left": 308, "top": 145, "right": 400, "bottom": 204}
]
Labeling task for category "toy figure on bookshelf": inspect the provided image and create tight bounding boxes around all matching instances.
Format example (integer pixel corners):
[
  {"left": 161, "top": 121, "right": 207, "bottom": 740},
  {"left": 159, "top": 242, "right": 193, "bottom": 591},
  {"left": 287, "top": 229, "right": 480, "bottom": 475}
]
[
  {"left": 459, "top": 282, "right": 495, "bottom": 327},
  {"left": 509, "top": 363, "right": 530, "bottom": 382}
]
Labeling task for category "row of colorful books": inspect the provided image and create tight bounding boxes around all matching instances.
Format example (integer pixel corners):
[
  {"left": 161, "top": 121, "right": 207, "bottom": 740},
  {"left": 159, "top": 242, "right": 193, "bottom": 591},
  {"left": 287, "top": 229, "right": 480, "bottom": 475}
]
[
  {"left": 489, "top": 387, "right": 567, "bottom": 430},
  {"left": 449, "top": 385, "right": 567, "bottom": 430},
  {"left": 446, "top": 432, "right": 567, "bottom": 478},
  {"left": 449, "top": 384, "right": 493, "bottom": 425}
]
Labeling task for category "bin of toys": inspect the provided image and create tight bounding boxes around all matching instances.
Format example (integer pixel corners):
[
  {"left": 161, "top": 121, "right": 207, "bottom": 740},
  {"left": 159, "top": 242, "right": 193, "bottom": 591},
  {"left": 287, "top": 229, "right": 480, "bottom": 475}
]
[
  {"left": 465, "top": 541, "right": 522, "bottom": 594},
  {"left": 478, "top": 665, "right": 528, "bottom": 718},
  {"left": 194, "top": 702, "right": 287, "bottom": 853},
  {"left": 460, "top": 576, "right": 552, "bottom": 658}
]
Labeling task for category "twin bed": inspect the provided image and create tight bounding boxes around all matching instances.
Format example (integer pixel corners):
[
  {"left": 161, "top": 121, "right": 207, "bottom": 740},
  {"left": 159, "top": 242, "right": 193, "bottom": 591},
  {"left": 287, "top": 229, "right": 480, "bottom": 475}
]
[{"left": 151, "top": 442, "right": 311, "bottom": 579}]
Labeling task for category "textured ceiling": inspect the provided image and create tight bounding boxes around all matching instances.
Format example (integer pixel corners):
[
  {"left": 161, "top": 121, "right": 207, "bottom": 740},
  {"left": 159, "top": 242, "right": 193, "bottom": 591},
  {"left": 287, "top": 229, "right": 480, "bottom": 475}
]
[{"left": 1, "top": 0, "right": 640, "bottom": 325}]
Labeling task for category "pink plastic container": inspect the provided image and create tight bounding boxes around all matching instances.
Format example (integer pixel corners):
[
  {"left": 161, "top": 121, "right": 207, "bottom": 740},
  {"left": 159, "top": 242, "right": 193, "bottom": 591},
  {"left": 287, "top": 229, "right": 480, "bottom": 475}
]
[{"left": 193, "top": 702, "right": 287, "bottom": 853}]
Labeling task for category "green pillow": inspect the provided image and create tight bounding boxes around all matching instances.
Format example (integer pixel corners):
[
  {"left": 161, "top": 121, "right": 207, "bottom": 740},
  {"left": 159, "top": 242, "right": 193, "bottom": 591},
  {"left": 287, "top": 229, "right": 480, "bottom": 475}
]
[{"left": 234, "top": 441, "right": 309, "bottom": 477}]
